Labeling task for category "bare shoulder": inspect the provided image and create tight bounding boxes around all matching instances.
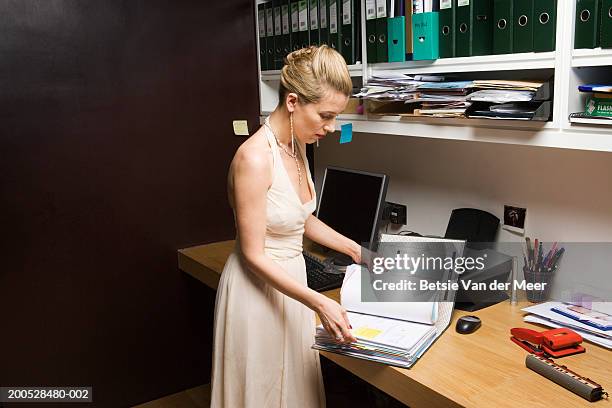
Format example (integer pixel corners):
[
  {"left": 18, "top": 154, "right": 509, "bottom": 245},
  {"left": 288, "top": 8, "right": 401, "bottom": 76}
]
[{"left": 230, "top": 128, "right": 273, "bottom": 185}]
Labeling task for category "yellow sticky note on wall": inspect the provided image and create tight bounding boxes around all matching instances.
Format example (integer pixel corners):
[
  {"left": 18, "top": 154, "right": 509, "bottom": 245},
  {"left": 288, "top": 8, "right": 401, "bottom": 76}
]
[{"left": 232, "top": 120, "right": 249, "bottom": 136}]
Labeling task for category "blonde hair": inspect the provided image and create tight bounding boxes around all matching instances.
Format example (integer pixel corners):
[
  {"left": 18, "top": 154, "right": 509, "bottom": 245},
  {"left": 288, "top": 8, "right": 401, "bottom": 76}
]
[{"left": 278, "top": 45, "right": 352, "bottom": 106}]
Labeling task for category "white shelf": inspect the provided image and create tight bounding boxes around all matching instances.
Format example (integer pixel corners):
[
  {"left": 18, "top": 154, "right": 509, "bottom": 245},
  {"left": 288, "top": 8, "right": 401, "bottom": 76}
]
[
  {"left": 261, "top": 63, "right": 364, "bottom": 81},
  {"left": 572, "top": 48, "right": 612, "bottom": 68},
  {"left": 331, "top": 115, "right": 612, "bottom": 152},
  {"left": 253, "top": 1, "right": 612, "bottom": 153},
  {"left": 368, "top": 52, "right": 556, "bottom": 76}
]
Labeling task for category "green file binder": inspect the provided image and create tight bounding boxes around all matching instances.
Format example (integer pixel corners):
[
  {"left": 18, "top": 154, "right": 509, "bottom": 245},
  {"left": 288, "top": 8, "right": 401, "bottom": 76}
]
[
  {"left": 258, "top": 3, "right": 268, "bottom": 71},
  {"left": 298, "top": 0, "right": 310, "bottom": 49},
  {"left": 455, "top": 0, "right": 470, "bottom": 57},
  {"left": 329, "top": 0, "right": 341, "bottom": 51},
  {"left": 471, "top": 0, "right": 492, "bottom": 56},
  {"left": 309, "top": 0, "right": 320, "bottom": 45},
  {"left": 493, "top": 0, "right": 513, "bottom": 54},
  {"left": 513, "top": 0, "right": 534, "bottom": 53},
  {"left": 388, "top": 16, "right": 406, "bottom": 62},
  {"left": 439, "top": 0, "right": 456, "bottom": 58},
  {"left": 376, "top": 0, "right": 390, "bottom": 63},
  {"left": 366, "top": 0, "right": 378, "bottom": 62},
  {"left": 575, "top": 0, "right": 601, "bottom": 48},
  {"left": 273, "top": 0, "right": 283, "bottom": 69},
  {"left": 340, "top": 0, "right": 361, "bottom": 65},
  {"left": 290, "top": 1, "right": 300, "bottom": 51},
  {"left": 413, "top": 12, "right": 440, "bottom": 60},
  {"left": 319, "top": 0, "right": 330, "bottom": 45},
  {"left": 455, "top": 0, "right": 492, "bottom": 57},
  {"left": 602, "top": 0, "right": 612, "bottom": 47},
  {"left": 533, "top": 0, "right": 557, "bottom": 52},
  {"left": 281, "top": 2, "right": 292, "bottom": 63},
  {"left": 266, "top": 1, "right": 275, "bottom": 69}
]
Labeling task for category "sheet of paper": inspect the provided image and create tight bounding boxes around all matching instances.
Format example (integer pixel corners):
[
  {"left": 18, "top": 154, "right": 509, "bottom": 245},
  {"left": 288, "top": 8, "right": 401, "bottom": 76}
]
[
  {"left": 341, "top": 264, "right": 438, "bottom": 324},
  {"left": 522, "top": 302, "right": 612, "bottom": 338}
]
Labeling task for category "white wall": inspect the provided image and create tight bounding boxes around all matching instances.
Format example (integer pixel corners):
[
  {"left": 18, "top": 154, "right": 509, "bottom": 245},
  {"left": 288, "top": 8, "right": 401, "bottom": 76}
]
[{"left": 313, "top": 133, "right": 612, "bottom": 242}]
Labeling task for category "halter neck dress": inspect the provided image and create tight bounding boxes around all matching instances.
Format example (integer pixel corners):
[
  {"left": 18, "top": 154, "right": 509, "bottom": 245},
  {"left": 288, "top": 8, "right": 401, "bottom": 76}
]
[{"left": 210, "top": 123, "right": 325, "bottom": 407}]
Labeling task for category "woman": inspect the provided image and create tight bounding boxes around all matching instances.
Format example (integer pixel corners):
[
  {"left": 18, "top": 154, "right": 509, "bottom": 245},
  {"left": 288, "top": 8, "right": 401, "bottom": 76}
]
[{"left": 211, "top": 45, "right": 362, "bottom": 407}]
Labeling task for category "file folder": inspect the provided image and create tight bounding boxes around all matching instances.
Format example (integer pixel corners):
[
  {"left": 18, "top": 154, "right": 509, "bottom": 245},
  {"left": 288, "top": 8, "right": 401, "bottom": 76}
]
[
  {"left": 273, "top": 0, "right": 283, "bottom": 68},
  {"left": 602, "top": 0, "right": 612, "bottom": 48},
  {"left": 455, "top": 0, "right": 493, "bottom": 57},
  {"left": 290, "top": 1, "right": 300, "bottom": 51},
  {"left": 266, "top": 1, "right": 275, "bottom": 69},
  {"left": 455, "top": 0, "right": 470, "bottom": 57},
  {"left": 405, "top": 0, "right": 414, "bottom": 58},
  {"left": 366, "top": 0, "right": 378, "bottom": 62},
  {"left": 319, "top": 0, "right": 330, "bottom": 45},
  {"left": 533, "top": 0, "right": 556, "bottom": 52},
  {"left": 513, "top": 0, "right": 534, "bottom": 53},
  {"left": 575, "top": 0, "right": 601, "bottom": 49},
  {"left": 439, "top": 0, "right": 456, "bottom": 58},
  {"left": 493, "top": 0, "right": 513, "bottom": 54},
  {"left": 298, "top": 0, "right": 310, "bottom": 49},
  {"left": 281, "top": 1, "right": 292, "bottom": 62},
  {"left": 309, "top": 0, "right": 320, "bottom": 45},
  {"left": 340, "top": 0, "right": 361, "bottom": 65},
  {"left": 258, "top": 3, "right": 268, "bottom": 71},
  {"left": 471, "top": 0, "right": 493, "bottom": 56},
  {"left": 413, "top": 12, "right": 440, "bottom": 60},
  {"left": 329, "top": 0, "right": 341, "bottom": 51},
  {"left": 388, "top": 16, "right": 406, "bottom": 62},
  {"left": 376, "top": 0, "right": 391, "bottom": 63}
]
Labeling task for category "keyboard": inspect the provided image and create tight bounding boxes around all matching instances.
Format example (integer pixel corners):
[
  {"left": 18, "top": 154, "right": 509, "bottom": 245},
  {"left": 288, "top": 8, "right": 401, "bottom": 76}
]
[{"left": 304, "top": 251, "right": 345, "bottom": 292}]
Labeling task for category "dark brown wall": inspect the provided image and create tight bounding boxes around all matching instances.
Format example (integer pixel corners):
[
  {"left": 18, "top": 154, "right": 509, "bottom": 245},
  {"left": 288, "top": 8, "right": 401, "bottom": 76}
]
[{"left": 0, "top": 1, "right": 258, "bottom": 406}]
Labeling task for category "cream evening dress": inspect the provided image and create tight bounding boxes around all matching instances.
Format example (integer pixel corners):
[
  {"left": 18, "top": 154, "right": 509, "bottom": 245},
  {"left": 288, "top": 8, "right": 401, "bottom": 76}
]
[{"left": 210, "top": 123, "right": 325, "bottom": 408}]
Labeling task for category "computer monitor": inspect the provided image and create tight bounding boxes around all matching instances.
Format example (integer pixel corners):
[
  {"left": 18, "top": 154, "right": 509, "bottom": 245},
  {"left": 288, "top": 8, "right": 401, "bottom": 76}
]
[{"left": 316, "top": 166, "right": 389, "bottom": 251}]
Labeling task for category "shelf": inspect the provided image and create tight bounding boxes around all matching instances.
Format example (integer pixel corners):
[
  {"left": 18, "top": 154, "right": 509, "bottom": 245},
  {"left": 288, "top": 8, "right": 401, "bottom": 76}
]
[
  {"left": 572, "top": 48, "right": 612, "bottom": 68},
  {"left": 368, "top": 52, "right": 556, "bottom": 76},
  {"left": 257, "top": 113, "right": 612, "bottom": 152},
  {"left": 260, "top": 63, "right": 363, "bottom": 81}
]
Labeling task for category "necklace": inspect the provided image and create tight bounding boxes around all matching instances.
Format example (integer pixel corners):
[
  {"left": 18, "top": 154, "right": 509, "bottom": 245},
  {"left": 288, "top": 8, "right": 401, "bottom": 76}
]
[{"left": 265, "top": 116, "right": 302, "bottom": 185}]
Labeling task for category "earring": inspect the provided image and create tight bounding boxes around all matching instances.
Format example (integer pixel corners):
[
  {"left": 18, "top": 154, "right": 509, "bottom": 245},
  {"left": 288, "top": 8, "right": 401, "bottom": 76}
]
[{"left": 289, "top": 112, "right": 295, "bottom": 156}]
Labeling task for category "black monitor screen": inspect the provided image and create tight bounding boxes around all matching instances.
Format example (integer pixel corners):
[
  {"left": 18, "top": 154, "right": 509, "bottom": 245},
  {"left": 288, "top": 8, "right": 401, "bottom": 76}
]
[{"left": 317, "top": 167, "right": 388, "bottom": 249}]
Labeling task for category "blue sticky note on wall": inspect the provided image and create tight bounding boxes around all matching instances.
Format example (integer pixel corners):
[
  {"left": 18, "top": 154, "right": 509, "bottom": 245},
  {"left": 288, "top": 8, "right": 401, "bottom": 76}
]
[{"left": 340, "top": 123, "right": 353, "bottom": 144}]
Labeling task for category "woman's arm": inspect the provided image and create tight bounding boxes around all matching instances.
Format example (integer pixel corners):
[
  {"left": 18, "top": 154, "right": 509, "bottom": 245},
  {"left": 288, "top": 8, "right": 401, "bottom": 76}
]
[
  {"left": 304, "top": 214, "right": 362, "bottom": 263},
  {"left": 232, "top": 146, "right": 355, "bottom": 343}
]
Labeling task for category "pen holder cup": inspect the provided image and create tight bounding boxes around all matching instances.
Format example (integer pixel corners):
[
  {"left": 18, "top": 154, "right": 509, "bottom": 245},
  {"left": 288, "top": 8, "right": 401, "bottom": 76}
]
[{"left": 523, "top": 269, "right": 555, "bottom": 303}]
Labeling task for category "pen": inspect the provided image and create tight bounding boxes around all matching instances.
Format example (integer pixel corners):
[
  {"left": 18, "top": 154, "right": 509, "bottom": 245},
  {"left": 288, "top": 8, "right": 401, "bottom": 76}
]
[
  {"left": 549, "top": 247, "right": 565, "bottom": 271},
  {"left": 537, "top": 242, "right": 543, "bottom": 273},
  {"left": 545, "top": 242, "right": 558, "bottom": 268}
]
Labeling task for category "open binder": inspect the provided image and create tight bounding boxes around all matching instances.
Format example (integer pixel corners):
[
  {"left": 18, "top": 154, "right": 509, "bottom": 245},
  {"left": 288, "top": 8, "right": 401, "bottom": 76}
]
[{"left": 312, "top": 235, "right": 465, "bottom": 368}]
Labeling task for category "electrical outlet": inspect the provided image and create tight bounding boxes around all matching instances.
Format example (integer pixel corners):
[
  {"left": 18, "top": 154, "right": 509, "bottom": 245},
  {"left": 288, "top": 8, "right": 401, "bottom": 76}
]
[{"left": 384, "top": 202, "right": 407, "bottom": 225}]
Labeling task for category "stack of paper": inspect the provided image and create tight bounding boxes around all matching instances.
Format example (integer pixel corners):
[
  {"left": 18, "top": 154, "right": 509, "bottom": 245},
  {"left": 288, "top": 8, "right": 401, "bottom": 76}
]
[
  {"left": 522, "top": 301, "right": 612, "bottom": 349},
  {"left": 313, "top": 311, "right": 437, "bottom": 368},
  {"left": 569, "top": 84, "right": 612, "bottom": 126},
  {"left": 312, "top": 235, "right": 465, "bottom": 368}
]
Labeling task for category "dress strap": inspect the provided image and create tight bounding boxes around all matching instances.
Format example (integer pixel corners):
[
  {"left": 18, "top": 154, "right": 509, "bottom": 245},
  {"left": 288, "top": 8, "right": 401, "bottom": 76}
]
[{"left": 263, "top": 117, "right": 280, "bottom": 167}]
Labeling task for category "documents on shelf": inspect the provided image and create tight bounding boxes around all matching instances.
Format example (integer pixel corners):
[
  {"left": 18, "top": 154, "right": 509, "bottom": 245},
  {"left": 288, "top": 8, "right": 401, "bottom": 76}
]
[{"left": 312, "top": 235, "right": 466, "bottom": 368}]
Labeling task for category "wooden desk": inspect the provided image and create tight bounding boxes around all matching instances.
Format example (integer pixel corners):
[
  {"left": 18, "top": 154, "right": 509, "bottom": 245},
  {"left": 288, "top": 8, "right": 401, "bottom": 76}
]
[{"left": 179, "top": 240, "right": 611, "bottom": 408}]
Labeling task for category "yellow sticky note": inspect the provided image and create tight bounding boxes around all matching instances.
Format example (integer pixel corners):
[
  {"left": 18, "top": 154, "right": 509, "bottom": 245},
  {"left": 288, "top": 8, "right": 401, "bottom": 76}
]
[
  {"left": 232, "top": 120, "right": 249, "bottom": 136},
  {"left": 354, "top": 326, "right": 382, "bottom": 340}
]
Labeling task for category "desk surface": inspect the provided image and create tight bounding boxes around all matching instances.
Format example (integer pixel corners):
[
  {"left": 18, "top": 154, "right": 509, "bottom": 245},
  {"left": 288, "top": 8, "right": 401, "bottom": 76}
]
[{"left": 179, "top": 240, "right": 611, "bottom": 408}]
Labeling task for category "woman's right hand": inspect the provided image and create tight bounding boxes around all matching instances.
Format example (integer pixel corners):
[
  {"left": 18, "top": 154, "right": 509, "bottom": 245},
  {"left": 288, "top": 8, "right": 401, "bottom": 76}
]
[{"left": 313, "top": 294, "right": 356, "bottom": 344}]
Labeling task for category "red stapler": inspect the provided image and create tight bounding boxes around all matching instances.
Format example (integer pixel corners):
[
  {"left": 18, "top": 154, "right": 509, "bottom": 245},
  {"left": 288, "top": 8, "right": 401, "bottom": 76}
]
[{"left": 510, "top": 327, "right": 586, "bottom": 358}]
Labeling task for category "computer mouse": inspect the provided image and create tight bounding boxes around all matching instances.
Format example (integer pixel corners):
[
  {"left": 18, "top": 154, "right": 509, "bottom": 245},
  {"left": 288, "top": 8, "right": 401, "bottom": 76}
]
[{"left": 456, "top": 315, "right": 481, "bottom": 334}]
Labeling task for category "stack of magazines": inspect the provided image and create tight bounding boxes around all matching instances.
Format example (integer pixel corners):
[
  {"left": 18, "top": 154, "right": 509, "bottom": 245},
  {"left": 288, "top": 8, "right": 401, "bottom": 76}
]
[{"left": 312, "top": 235, "right": 465, "bottom": 368}]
